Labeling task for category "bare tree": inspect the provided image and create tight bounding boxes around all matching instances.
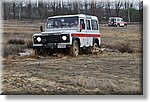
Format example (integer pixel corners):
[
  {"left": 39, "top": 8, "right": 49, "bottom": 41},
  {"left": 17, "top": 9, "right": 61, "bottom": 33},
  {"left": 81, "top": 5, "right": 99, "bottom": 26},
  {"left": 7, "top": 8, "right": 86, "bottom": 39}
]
[
  {"left": 72, "top": 1, "right": 79, "bottom": 14},
  {"left": 38, "top": 0, "right": 44, "bottom": 19},
  {"left": 27, "top": 0, "right": 32, "bottom": 19},
  {"left": 115, "top": 0, "right": 123, "bottom": 17},
  {"left": 51, "top": 0, "right": 56, "bottom": 16},
  {"left": 2, "top": 0, "right": 142, "bottom": 22},
  {"left": 12, "top": 1, "right": 16, "bottom": 19},
  {"left": 139, "top": 1, "right": 143, "bottom": 22},
  {"left": 18, "top": 2, "right": 22, "bottom": 20},
  {"left": 3, "top": 1, "right": 8, "bottom": 20},
  {"left": 84, "top": 1, "right": 88, "bottom": 14},
  {"left": 105, "top": 0, "right": 111, "bottom": 19},
  {"left": 90, "top": 1, "right": 96, "bottom": 15}
]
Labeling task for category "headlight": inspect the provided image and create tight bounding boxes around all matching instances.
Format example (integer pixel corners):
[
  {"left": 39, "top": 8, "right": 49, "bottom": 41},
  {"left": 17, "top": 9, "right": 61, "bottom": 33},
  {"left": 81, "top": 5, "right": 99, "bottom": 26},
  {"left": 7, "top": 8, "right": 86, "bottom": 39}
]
[
  {"left": 37, "top": 37, "right": 41, "bottom": 42},
  {"left": 62, "top": 36, "right": 67, "bottom": 41}
]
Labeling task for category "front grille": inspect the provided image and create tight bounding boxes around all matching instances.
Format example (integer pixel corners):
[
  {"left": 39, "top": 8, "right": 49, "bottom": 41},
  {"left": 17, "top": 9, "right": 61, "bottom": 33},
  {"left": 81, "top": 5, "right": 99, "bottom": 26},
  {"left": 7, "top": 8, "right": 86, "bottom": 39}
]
[
  {"left": 34, "top": 34, "right": 69, "bottom": 44},
  {"left": 43, "top": 35, "right": 62, "bottom": 43}
]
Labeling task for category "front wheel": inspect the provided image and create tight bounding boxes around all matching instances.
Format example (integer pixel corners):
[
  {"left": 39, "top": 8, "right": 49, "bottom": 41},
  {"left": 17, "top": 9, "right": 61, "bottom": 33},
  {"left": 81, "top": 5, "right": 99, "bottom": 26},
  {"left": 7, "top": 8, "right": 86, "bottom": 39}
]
[
  {"left": 34, "top": 49, "right": 44, "bottom": 55},
  {"left": 70, "top": 40, "right": 79, "bottom": 57},
  {"left": 117, "top": 24, "right": 120, "bottom": 27},
  {"left": 34, "top": 48, "right": 48, "bottom": 56}
]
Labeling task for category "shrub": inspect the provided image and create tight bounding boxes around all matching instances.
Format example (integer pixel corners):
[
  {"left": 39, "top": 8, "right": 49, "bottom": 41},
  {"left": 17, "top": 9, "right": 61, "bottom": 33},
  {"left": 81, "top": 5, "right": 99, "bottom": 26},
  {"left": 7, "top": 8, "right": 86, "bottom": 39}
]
[
  {"left": 114, "top": 41, "right": 135, "bottom": 53},
  {"left": 3, "top": 45, "right": 25, "bottom": 57},
  {"left": 26, "top": 40, "right": 33, "bottom": 48},
  {"left": 7, "top": 39, "right": 25, "bottom": 45}
]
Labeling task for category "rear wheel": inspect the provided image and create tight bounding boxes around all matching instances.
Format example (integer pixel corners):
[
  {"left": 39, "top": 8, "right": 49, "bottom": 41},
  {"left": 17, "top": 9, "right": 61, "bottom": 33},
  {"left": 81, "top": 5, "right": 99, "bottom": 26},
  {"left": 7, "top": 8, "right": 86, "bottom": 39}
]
[
  {"left": 93, "top": 42, "right": 98, "bottom": 47},
  {"left": 70, "top": 40, "right": 79, "bottom": 56},
  {"left": 88, "top": 40, "right": 100, "bottom": 54}
]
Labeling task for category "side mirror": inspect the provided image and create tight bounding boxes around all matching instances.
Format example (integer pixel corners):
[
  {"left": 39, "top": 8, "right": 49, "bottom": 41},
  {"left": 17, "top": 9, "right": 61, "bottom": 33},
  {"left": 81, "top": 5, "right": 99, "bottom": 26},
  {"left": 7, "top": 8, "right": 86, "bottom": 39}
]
[{"left": 40, "top": 26, "right": 43, "bottom": 32}]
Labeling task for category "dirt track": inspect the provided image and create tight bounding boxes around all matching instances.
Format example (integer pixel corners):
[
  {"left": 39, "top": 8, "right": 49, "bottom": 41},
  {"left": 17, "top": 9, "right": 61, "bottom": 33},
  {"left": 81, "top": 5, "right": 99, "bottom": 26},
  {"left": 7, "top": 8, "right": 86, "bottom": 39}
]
[{"left": 2, "top": 20, "right": 143, "bottom": 95}]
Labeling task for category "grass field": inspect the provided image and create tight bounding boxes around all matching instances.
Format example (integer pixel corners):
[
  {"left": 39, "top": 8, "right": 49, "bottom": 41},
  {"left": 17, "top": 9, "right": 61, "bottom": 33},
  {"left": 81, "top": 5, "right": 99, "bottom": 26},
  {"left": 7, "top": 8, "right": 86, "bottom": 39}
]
[{"left": 2, "top": 20, "right": 143, "bottom": 95}]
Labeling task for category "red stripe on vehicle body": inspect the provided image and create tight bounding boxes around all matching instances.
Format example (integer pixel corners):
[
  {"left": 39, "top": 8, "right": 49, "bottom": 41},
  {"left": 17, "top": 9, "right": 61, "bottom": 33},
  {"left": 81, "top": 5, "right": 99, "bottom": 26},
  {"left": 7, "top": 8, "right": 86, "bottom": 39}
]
[{"left": 71, "top": 33, "right": 101, "bottom": 37}]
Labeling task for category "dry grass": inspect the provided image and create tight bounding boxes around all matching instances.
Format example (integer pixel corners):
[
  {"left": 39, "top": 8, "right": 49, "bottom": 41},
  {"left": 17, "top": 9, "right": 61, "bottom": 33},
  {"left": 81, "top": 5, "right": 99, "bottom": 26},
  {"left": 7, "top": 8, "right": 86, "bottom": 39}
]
[
  {"left": 3, "top": 52, "right": 142, "bottom": 95},
  {"left": 3, "top": 45, "right": 26, "bottom": 57},
  {"left": 115, "top": 41, "right": 135, "bottom": 53},
  {"left": 26, "top": 40, "right": 33, "bottom": 48},
  {"left": 101, "top": 25, "right": 142, "bottom": 53},
  {"left": 2, "top": 20, "right": 143, "bottom": 95},
  {"left": 7, "top": 39, "right": 25, "bottom": 45}
]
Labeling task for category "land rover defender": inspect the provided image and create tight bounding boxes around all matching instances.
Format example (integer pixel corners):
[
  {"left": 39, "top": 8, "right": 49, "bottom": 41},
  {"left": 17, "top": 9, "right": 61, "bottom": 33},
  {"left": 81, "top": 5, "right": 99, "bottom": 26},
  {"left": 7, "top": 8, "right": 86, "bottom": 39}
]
[
  {"left": 32, "top": 14, "right": 101, "bottom": 56},
  {"left": 108, "top": 17, "right": 127, "bottom": 27}
]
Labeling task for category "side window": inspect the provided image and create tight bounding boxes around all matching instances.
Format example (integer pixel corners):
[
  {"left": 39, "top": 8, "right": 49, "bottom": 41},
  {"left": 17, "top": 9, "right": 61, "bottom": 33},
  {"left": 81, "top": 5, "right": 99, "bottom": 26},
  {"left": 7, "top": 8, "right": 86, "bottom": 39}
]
[
  {"left": 86, "top": 20, "right": 91, "bottom": 30},
  {"left": 117, "top": 18, "right": 120, "bottom": 21},
  {"left": 91, "top": 20, "right": 98, "bottom": 30},
  {"left": 80, "top": 19, "right": 85, "bottom": 29}
]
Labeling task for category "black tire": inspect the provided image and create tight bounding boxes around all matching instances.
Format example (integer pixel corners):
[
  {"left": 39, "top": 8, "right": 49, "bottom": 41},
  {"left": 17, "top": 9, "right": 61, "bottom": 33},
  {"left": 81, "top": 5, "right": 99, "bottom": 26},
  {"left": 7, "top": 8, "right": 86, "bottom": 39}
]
[
  {"left": 70, "top": 40, "right": 79, "bottom": 56},
  {"left": 92, "top": 41, "right": 99, "bottom": 51},
  {"left": 117, "top": 24, "right": 120, "bottom": 27},
  {"left": 34, "top": 49, "right": 44, "bottom": 55},
  {"left": 87, "top": 40, "right": 99, "bottom": 54},
  {"left": 93, "top": 42, "right": 98, "bottom": 47},
  {"left": 34, "top": 49, "right": 39, "bottom": 55}
]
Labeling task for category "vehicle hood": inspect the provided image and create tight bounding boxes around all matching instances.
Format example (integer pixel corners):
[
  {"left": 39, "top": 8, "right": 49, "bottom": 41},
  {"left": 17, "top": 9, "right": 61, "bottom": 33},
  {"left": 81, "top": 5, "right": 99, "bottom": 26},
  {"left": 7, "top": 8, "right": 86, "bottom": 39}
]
[
  {"left": 33, "top": 29, "right": 78, "bottom": 36},
  {"left": 41, "top": 30, "right": 77, "bottom": 35}
]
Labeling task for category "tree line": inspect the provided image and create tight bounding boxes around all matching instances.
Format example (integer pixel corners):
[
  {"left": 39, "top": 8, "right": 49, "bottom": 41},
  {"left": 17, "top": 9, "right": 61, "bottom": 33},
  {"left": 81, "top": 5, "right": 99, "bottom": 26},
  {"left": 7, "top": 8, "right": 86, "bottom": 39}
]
[{"left": 2, "top": 0, "right": 143, "bottom": 23}]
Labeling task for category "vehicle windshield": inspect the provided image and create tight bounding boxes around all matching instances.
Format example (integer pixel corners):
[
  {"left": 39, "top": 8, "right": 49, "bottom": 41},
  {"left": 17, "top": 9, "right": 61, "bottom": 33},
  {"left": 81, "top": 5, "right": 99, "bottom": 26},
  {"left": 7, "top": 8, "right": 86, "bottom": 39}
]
[
  {"left": 47, "top": 16, "right": 78, "bottom": 29},
  {"left": 121, "top": 18, "right": 124, "bottom": 22}
]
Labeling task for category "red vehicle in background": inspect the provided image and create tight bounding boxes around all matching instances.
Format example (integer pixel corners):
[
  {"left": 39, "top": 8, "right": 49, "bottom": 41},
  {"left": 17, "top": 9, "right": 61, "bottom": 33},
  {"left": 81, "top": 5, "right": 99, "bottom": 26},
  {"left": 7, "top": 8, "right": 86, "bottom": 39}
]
[{"left": 108, "top": 17, "right": 127, "bottom": 27}]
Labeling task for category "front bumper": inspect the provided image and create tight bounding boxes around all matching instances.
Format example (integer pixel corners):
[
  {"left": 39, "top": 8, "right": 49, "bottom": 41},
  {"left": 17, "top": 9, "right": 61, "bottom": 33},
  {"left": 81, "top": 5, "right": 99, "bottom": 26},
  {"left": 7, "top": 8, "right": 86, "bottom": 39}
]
[
  {"left": 33, "top": 43, "right": 70, "bottom": 49},
  {"left": 33, "top": 33, "right": 71, "bottom": 49}
]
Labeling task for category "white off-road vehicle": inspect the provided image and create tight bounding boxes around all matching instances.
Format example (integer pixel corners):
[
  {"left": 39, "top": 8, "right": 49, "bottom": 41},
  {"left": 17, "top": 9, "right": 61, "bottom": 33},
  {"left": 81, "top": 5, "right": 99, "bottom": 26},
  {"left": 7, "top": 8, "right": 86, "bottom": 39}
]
[
  {"left": 32, "top": 14, "right": 101, "bottom": 56},
  {"left": 108, "top": 17, "right": 127, "bottom": 27}
]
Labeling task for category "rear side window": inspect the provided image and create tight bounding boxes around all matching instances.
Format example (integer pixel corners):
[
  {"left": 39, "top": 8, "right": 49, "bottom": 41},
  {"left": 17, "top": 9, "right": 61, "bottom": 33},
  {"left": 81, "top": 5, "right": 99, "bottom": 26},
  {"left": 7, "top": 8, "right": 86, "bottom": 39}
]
[
  {"left": 80, "top": 19, "right": 85, "bottom": 29},
  {"left": 110, "top": 18, "right": 116, "bottom": 22},
  {"left": 86, "top": 20, "right": 91, "bottom": 30},
  {"left": 110, "top": 18, "right": 115, "bottom": 22},
  {"left": 91, "top": 20, "right": 98, "bottom": 30},
  {"left": 117, "top": 18, "right": 120, "bottom": 21}
]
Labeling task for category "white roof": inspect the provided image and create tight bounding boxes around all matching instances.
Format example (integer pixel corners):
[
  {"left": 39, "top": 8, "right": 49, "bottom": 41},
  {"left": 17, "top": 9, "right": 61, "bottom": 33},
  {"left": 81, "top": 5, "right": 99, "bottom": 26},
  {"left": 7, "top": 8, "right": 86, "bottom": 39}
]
[
  {"left": 48, "top": 14, "right": 98, "bottom": 20},
  {"left": 109, "top": 17, "right": 123, "bottom": 19}
]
